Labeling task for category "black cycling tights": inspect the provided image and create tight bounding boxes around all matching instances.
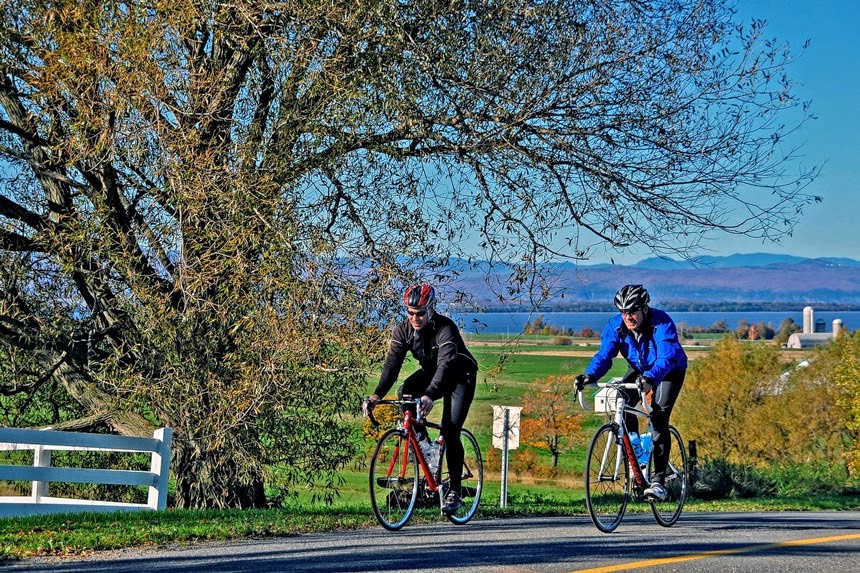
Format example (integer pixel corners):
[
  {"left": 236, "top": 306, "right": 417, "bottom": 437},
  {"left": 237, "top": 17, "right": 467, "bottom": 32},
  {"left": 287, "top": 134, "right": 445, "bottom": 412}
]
[
  {"left": 619, "top": 367, "right": 685, "bottom": 485},
  {"left": 398, "top": 370, "right": 475, "bottom": 494}
]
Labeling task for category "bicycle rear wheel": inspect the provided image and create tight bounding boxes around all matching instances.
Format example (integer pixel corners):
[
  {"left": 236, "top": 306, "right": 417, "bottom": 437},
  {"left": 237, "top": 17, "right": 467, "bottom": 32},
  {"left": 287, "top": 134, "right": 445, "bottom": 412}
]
[
  {"left": 442, "top": 428, "right": 483, "bottom": 525},
  {"left": 585, "top": 423, "right": 629, "bottom": 533},
  {"left": 649, "top": 425, "right": 688, "bottom": 527},
  {"left": 369, "top": 428, "right": 418, "bottom": 530}
]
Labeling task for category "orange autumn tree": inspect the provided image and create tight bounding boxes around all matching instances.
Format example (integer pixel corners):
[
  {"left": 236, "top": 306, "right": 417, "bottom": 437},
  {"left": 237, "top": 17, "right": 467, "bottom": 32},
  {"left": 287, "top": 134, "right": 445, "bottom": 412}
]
[{"left": 521, "top": 375, "right": 585, "bottom": 467}]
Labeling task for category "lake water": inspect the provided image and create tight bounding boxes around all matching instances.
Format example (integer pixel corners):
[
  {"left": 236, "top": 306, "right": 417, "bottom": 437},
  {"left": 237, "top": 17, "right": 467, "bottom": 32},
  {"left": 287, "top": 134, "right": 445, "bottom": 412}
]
[{"left": 453, "top": 310, "right": 860, "bottom": 335}]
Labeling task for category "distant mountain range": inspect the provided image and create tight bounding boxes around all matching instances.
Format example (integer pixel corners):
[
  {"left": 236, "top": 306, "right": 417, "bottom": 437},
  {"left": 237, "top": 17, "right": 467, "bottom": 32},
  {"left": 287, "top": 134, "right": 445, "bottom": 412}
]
[
  {"left": 630, "top": 253, "right": 860, "bottom": 271},
  {"left": 453, "top": 253, "right": 860, "bottom": 310}
]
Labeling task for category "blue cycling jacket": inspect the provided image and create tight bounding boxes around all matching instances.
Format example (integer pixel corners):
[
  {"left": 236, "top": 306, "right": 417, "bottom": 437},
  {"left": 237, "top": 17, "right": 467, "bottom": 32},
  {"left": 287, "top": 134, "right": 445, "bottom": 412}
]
[{"left": 585, "top": 308, "right": 688, "bottom": 383}]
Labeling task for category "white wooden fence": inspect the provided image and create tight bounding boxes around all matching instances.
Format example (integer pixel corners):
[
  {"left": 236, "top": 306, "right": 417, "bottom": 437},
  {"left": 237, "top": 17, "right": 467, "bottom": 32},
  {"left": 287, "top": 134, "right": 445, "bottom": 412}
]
[{"left": 0, "top": 427, "right": 172, "bottom": 517}]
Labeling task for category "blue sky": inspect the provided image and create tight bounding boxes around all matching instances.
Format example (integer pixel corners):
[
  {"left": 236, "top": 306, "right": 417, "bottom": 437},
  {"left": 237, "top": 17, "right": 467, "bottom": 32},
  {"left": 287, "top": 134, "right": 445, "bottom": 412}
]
[{"left": 600, "top": 0, "right": 859, "bottom": 264}]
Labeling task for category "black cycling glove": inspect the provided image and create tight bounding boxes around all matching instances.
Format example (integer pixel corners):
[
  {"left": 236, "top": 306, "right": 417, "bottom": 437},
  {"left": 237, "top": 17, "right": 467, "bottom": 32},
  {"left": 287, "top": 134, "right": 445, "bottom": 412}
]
[
  {"left": 575, "top": 374, "right": 593, "bottom": 391},
  {"left": 636, "top": 375, "right": 655, "bottom": 393}
]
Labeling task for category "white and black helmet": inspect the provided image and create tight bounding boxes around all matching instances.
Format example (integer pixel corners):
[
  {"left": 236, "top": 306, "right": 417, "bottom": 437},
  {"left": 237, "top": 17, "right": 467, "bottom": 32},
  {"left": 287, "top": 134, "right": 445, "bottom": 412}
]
[{"left": 614, "top": 284, "right": 650, "bottom": 313}]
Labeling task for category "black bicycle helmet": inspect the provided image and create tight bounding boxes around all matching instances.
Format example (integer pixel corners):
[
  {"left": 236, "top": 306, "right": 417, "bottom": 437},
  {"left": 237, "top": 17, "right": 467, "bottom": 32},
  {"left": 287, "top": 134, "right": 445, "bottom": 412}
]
[
  {"left": 614, "top": 284, "right": 650, "bottom": 313},
  {"left": 403, "top": 284, "right": 436, "bottom": 309}
]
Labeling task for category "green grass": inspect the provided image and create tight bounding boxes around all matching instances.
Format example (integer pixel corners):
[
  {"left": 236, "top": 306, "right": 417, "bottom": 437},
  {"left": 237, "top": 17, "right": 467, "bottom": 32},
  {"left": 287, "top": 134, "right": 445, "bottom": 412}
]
[{"left": 683, "top": 332, "right": 727, "bottom": 340}]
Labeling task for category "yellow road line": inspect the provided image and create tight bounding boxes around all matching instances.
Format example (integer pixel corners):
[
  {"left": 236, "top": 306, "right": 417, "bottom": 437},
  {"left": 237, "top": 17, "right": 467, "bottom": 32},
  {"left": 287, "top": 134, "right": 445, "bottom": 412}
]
[{"left": 568, "top": 532, "right": 860, "bottom": 573}]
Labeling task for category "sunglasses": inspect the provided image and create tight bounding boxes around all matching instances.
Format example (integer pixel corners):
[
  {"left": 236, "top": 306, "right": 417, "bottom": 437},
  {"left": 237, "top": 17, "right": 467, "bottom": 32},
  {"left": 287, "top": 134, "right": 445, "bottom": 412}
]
[
  {"left": 620, "top": 309, "right": 642, "bottom": 317},
  {"left": 407, "top": 309, "right": 427, "bottom": 318}
]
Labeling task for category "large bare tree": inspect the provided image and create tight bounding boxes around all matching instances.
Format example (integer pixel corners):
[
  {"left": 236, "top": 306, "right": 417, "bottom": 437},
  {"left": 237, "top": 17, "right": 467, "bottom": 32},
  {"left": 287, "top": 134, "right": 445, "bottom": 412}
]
[{"left": 0, "top": 0, "right": 818, "bottom": 507}]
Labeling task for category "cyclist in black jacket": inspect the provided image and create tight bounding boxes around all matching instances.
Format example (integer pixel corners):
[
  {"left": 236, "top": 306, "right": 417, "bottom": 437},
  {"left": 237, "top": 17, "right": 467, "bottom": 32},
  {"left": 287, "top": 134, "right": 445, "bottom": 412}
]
[{"left": 368, "top": 284, "right": 478, "bottom": 514}]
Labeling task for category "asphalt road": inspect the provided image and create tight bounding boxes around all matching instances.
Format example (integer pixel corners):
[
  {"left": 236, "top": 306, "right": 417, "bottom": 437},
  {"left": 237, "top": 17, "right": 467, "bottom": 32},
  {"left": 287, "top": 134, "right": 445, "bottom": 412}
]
[{"left": 5, "top": 511, "right": 860, "bottom": 572}]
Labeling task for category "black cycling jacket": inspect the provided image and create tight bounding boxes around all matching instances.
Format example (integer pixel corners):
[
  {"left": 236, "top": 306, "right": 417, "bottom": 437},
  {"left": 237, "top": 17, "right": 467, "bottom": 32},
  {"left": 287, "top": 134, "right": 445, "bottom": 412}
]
[{"left": 374, "top": 313, "right": 478, "bottom": 401}]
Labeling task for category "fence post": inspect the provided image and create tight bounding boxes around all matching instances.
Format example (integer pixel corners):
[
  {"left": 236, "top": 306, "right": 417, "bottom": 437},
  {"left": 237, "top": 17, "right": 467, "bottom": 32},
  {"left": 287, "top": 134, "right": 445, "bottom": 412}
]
[
  {"left": 148, "top": 427, "right": 173, "bottom": 510},
  {"left": 31, "top": 444, "right": 52, "bottom": 501}
]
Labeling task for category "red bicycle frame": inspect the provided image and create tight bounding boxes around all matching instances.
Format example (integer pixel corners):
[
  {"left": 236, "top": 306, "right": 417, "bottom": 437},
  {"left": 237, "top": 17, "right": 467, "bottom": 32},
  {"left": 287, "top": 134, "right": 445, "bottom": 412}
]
[{"left": 386, "top": 409, "right": 441, "bottom": 492}]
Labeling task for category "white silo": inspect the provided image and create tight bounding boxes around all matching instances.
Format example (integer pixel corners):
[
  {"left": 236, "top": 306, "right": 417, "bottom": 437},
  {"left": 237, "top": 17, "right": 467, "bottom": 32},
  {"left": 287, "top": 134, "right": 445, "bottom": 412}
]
[
  {"left": 833, "top": 319, "right": 843, "bottom": 338},
  {"left": 803, "top": 306, "right": 814, "bottom": 334}
]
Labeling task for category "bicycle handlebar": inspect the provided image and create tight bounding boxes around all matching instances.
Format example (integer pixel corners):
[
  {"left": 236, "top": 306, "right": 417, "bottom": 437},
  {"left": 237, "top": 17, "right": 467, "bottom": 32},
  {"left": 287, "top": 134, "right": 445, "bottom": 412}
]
[
  {"left": 609, "top": 382, "right": 640, "bottom": 390},
  {"left": 362, "top": 397, "right": 424, "bottom": 427},
  {"left": 577, "top": 388, "right": 586, "bottom": 410},
  {"left": 576, "top": 381, "right": 653, "bottom": 413}
]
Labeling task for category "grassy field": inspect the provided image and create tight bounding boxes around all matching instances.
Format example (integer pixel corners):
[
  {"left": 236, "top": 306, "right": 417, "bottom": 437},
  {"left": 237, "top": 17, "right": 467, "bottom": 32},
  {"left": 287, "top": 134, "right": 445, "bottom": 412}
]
[{"left": 0, "top": 336, "right": 846, "bottom": 561}]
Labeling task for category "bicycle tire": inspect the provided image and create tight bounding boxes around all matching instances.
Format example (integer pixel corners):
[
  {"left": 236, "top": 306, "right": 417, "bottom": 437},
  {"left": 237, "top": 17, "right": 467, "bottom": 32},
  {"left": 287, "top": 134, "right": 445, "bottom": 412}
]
[
  {"left": 369, "top": 428, "right": 418, "bottom": 530},
  {"left": 585, "top": 423, "right": 629, "bottom": 533},
  {"left": 649, "top": 425, "right": 688, "bottom": 527},
  {"left": 441, "top": 428, "right": 483, "bottom": 525}
]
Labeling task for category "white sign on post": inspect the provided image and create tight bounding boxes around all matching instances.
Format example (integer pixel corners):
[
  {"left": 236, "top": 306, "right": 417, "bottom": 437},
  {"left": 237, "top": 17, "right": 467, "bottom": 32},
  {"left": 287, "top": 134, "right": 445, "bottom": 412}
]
[
  {"left": 492, "top": 405, "right": 522, "bottom": 449},
  {"left": 492, "top": 405, "right": 522, "bottom": 509}
]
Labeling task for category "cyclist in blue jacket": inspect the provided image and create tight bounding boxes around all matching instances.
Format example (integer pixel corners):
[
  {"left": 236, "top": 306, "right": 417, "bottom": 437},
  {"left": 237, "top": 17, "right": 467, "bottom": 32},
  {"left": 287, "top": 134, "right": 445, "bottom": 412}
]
[{"left": 576, "top": 284, "right": 687, "bottom": 502}]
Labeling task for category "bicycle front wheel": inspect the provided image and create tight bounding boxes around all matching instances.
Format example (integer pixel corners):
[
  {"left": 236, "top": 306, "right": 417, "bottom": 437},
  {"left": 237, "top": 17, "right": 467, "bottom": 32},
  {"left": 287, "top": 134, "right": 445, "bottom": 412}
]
[
  {"left": 585, "top": 423, "right": 629, "bottom": 533},
  {"left": 442, "top": 428, "right": 483, "bottom": 525},
  {"left": 649, "top": 425, "right": 688, "bottom": 527},
  {"left": 369, "top": 428, "right": 418, "bottom": 530}
]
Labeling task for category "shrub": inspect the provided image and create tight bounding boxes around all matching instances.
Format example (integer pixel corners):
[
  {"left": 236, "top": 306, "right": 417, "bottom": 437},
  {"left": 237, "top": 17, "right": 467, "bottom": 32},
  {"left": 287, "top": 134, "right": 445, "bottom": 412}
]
[
  {"left": 690, "top": 457, "right": 776, "bottom": 499},
  {"left": 509, "top": 448, "right": 541, "bottom": 476},
  {"left": 690, "top": 457, "right": 734, "bottom": 500},
  {"left": 361, "top": 403, "right": 401, "bottom": 442},
  {"left": 766, "top": 461, "right": 857, "bottom": 497},
  {"left": 689, "top": 456, "right": 860, "bottom": 499},
  {"left": 729, "top": 463, "right": 777, "bottom": 498}
]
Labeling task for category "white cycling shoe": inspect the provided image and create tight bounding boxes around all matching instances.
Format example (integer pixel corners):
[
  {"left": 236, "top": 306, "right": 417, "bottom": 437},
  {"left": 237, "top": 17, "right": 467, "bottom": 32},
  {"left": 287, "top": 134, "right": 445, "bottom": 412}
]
[
  {"left": 442, "top": 491, "right": 463, "bottom": 514},
  {"left": 644, "top": 482, "right": 668, "bottom": 501}
]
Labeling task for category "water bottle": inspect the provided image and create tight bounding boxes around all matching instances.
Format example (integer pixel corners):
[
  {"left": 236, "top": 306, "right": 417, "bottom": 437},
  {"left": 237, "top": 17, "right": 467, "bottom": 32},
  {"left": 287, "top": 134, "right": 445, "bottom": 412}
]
[
  {"left": 418, "top": 435, "right": 432, "bottom": 460},
  {"left": 431, "top": 437, "right": 443, "bottom": 475},
  {"left": 420, "top": 437, "right": 440, "bottom": 475},
  {"left": 630, "top": 432, "right": 643, "bottom": 462},
  {"left": 639, "top": 432, "right": 652, "bottom": 465}
]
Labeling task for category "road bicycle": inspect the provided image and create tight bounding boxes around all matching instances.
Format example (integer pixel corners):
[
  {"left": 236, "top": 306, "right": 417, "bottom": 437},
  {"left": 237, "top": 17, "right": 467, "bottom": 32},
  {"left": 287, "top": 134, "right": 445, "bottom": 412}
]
[
  {"left": 363, "top": 397, "right": 483, "bottom": 530},
  {"left": 577, "top": 379, "right": 688, "bottom": 533}
]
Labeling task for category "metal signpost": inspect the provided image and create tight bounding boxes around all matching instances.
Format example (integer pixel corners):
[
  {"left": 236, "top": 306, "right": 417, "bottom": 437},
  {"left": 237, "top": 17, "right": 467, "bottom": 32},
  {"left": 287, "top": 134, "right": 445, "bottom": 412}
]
[{"left": 492, "top": 405, "right": 522, "bottom": 508}]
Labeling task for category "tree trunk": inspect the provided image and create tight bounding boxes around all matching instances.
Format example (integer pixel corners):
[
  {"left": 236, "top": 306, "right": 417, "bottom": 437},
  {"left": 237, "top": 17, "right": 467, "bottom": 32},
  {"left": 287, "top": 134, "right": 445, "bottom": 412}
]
[{"left": 173, "top": 444, "right": 267, "bottom": 509}]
